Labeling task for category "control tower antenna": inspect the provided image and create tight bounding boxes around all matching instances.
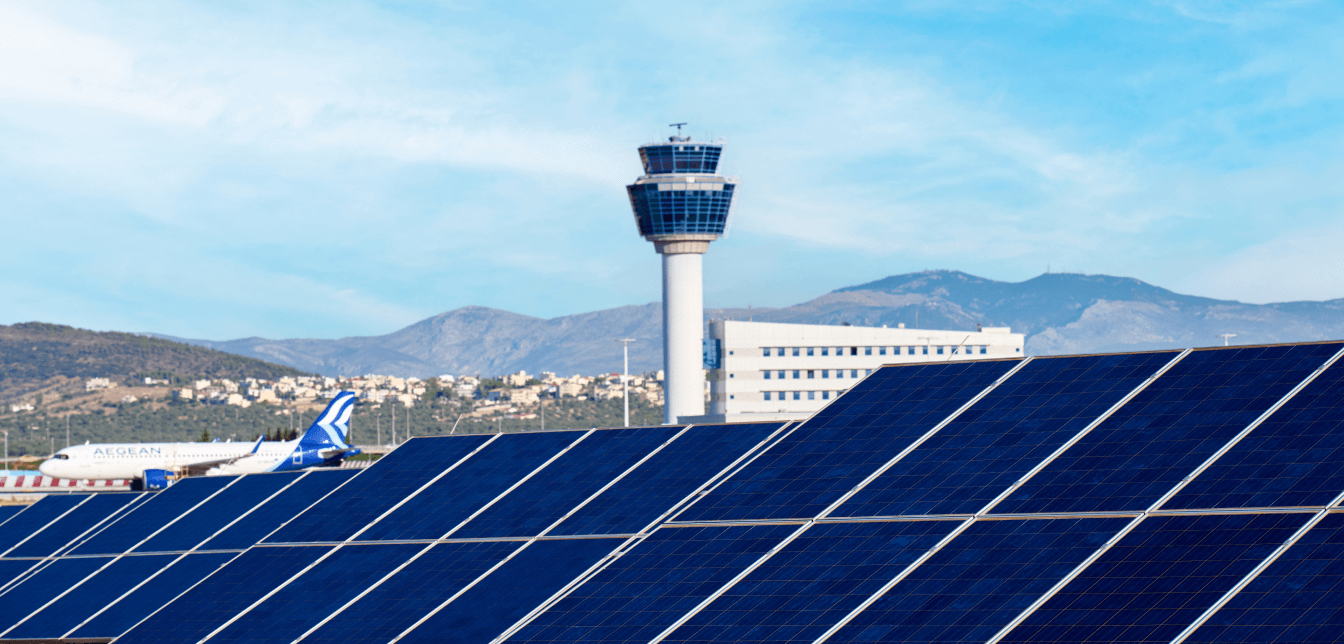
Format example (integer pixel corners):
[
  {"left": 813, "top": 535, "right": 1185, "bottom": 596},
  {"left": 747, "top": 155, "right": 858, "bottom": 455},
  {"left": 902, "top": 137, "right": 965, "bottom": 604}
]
[
  {"left": 627, "top": 130, "right": 738, "bottom": 424},
  {"left": 669, "top": 122, "right": 688, "bottom": 141}
]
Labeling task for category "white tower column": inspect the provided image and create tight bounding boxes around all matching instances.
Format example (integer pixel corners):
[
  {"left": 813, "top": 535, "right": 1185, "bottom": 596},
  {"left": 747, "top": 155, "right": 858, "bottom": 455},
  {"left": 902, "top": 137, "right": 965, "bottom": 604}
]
[{"left": 660, "top": 247, "right": 706, "bottom": 424}]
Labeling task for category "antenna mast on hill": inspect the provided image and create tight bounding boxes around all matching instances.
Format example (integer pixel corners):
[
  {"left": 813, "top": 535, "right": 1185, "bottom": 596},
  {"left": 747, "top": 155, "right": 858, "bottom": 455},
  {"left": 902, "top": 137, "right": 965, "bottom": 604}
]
[{"left": 1218, "top": 333, "right": 1237, "bottom": 347}]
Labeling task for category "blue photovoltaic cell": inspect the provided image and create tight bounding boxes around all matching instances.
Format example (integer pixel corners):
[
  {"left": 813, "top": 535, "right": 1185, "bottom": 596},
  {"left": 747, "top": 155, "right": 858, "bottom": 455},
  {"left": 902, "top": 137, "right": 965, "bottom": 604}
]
[
  {"left": 835, "top": 353, "right": 1176, "bottom": 518},
  {"left": 828, "top": 517, "right": 1130, "bottom": 644},
  {"left": 399, "top": 537, "right": 624, "bottom": 644},
  {"left": 0, "top": 559, "right": 37, "bottom": 587},
  {"left": 5, "top": 553, "right": 177, "bottom": 639},
  {"left": 0, "top": 505, "right": 23, "bottom": 526},
  {"left": 451, "top": 427, "right": 681, "bottom": 539},
  {"left": 667, "top": 520, "right": 959, "bottom": 644},
  {"left": 996, "top": 344, "right": 1339, "bottom": 514},
  {"left": 303, "top": 540, "right": 523, "bottom": 644},
  {"left": 1168, "top": 345, "right": 1344, "bottom": 509},
  {"left": 6, "top": 493, "right": 140, "bottom": 557},
  {"left": 1004, "top": 513, "right": 1309, "bottom": 644},
  {"left": 265, "top": 436, "right": 488, "bottom": 544},
  {"left": 113, "top": 545, "right": 331, "bottom": 644},
  {"left": 355, "top": 431, "right": 584, "bottom": 542},
  {"left": 0, "top": 556, "right": 110, "bottom": 631},
  {"left": 552, "top": 422, "right": 785, "bottom": 536},
  {"left": 0, "top": 494, "right": 89, "bottom": 553},
  {"left": 202, "top": 468, "right": 356, "bottom": 550},
  {"left": 679, "top": 361, "right": 1020, "bottom": 522},
  {"left": 71, "top": 476, "right": 237, "bottom": 555},
  {"left": 509, "top": 524, "right": 797, "bottom": 644},
  {"left": 72, "top": 552, "right": 237, "bottom": 639},
  {"left": 208, "top": 543, "right": 424, "bottom": 644},
  {"left": 135, "top": 472, "right": 300, "bottom": 553},
  {"left": 1185, "top": 512, "right": 1344, "bottom": 643}
]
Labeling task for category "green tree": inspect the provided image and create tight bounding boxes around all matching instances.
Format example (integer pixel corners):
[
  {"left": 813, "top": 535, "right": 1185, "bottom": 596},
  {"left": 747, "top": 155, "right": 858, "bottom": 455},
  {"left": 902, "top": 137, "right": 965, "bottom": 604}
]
[{"left": 199, "top": 429, "right": 211, "bottom": 442}]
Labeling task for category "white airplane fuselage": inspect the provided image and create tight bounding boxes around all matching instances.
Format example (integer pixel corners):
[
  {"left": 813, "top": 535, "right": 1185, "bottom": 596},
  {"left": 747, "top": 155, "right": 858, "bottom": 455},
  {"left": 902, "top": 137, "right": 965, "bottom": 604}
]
[{"left": 38, "top": 440, "right": 301, "bottom": 480}]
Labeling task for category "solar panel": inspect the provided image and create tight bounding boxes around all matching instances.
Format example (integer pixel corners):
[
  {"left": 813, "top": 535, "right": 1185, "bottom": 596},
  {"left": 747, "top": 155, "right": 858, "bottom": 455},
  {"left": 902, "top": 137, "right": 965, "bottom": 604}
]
[
  {"left": 663, "top": 520, "right": 959, "bottom": 644},
  {"left": 450, "top": 426, "right": 683, "bottom": 539},
  {"left": 70, "top": 475, "right": 238, "bottom": 555},
  {"left": 113, "top": 546, "right": 332, "bottom": 644},
  {"left": 352, "top": 430, "right": 586, "bottom": 542},
  {"left": 2, "top": 553, "right": 178, "bottom": 639},
  {"left": 202, "top": 468, "right": 356, "bottom": 551},
  {"left": 397, "top": 537, "right": 628, "bottom": 644},
  {"left": 824, "top": 517, "right": 1131, "bottom": 644},
  {"left": 1181, "top": 512, "right": 1344, "bottom": 643},
  {"left": 507, "top": 524, "right": 798, "bottom": 643},
  {"left": 995, "top": 344, "right": 1340, "bottom": 514},
  {"left": 205, "top": 543, "right": 426, "bottom": 644},
  {"left": 678, "top": 360, "right": 1021, "bottom": 523},
  {"left": 265, "top": 436, "right": 490, "bottom": 544},
  {"left": 1166, "top": 356, "right": 1344, "bottom": 510},
  {"left": 1000, "top": 512, "right": 1311, "bottom": 644},
  {"left": 833, "top": 352, "right": 1177, "bottom": 518},
  {"left": 13, "top": 343, "right": 1344, "bottom": 644},
  {"left": 70, "top": 551, "right": 238, "bottom": 639},
  {"left": 134, "top": 472, "right": 301, "bottom": 553},
  {"left": 550, "top": 422, "right": 787, "bottom": 536},
  {"left": 0, "top": 555, "right": 110, "bottom": 631},
  {"left": 0, "top": 494, "right": 89, "bottom": 553},
  {"left": 4, "top": 493, "right": 141, "bottom": 557},
  {"left": 300, "top": 540, "right": 525, "bottom": 644}
]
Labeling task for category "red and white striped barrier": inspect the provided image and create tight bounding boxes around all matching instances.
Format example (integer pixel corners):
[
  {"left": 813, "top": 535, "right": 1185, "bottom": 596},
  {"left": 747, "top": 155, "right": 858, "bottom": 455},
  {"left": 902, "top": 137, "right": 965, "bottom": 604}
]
[{"left": 0, "top": 475, "right": 131, "bottom": 489}]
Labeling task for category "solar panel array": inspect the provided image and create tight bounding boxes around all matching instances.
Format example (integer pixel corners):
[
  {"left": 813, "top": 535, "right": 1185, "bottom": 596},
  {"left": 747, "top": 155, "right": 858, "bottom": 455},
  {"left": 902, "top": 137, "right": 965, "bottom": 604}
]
[{"left": 2, "top": 342, "right": 1344, "bottom": 643}]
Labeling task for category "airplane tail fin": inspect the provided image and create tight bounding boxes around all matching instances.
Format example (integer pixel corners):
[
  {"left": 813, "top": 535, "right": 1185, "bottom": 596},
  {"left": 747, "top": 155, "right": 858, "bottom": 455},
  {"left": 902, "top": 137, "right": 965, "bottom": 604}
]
[{"left": 298, "top": 392, "right": 357, "bottom": 449}]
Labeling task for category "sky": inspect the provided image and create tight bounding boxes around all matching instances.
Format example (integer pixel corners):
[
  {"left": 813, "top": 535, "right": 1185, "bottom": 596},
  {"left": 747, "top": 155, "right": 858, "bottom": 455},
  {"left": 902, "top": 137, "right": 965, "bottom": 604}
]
[{"left": 2, "top": 0, "right": 1342, "bottom": 340}]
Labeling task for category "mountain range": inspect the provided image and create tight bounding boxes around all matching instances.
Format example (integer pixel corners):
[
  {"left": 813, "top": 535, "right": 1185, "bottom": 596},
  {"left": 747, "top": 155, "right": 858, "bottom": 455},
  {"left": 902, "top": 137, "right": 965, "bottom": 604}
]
[{"left": 154, "top": 270, "right": 1344, "bottom": 379}]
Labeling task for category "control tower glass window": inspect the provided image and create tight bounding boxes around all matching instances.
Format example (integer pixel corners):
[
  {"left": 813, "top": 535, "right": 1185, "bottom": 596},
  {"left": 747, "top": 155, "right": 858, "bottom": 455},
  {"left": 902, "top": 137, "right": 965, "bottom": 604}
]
[{"left": 639, "top": 145, "right": 723, "bottom": 175}]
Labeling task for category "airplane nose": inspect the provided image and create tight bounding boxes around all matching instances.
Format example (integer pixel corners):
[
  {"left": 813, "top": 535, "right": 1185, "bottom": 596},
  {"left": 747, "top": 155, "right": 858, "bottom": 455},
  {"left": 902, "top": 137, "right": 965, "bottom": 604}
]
[{"left": 39, "top": 460, "right": 63, "bottom": 478}]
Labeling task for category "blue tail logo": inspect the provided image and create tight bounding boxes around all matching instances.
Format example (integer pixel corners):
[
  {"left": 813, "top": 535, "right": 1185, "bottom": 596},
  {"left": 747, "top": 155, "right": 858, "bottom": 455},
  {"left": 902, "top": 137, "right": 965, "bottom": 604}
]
[{"left": 298, "top": 392, "right": 356, "bottom": 450}]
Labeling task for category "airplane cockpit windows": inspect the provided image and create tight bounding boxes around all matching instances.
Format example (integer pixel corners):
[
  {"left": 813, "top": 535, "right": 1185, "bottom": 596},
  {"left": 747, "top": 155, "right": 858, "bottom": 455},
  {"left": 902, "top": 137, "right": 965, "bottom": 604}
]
[{"left": 52, "top": 454, "right": 70, "bottom": 460}]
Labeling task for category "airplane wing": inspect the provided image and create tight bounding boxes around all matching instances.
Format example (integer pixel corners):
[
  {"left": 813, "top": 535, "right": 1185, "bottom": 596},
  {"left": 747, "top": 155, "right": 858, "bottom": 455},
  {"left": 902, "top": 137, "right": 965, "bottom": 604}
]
[{"left": 177, "top": 454, "right": 261, "bottom": 477}]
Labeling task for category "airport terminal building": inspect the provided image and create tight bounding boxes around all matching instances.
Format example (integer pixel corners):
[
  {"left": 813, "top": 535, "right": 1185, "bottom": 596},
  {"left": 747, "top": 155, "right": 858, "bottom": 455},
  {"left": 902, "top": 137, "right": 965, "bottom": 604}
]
[{"left": 692, "top": 320, "right": 1025, "bottom": 423}]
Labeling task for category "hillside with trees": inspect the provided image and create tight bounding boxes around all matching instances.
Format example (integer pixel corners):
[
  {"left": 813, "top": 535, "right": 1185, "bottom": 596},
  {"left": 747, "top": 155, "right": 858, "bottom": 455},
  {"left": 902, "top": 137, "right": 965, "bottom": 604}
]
[{"left": 0, "top": 322, "right": 310, "bottom": 403}]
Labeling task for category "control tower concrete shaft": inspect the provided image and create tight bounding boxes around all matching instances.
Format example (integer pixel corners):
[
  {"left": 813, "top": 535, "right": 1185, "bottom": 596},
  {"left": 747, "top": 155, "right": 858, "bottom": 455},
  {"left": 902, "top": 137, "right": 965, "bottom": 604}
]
[{"left": 627, "top": 132, "right": 737, "bottom": 424}]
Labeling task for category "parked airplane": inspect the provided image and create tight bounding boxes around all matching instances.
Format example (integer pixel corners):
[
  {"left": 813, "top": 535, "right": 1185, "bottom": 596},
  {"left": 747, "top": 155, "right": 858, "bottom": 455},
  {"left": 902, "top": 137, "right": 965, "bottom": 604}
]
[{"left": 39, "top": 392, "right": 361, "bottom": 487}]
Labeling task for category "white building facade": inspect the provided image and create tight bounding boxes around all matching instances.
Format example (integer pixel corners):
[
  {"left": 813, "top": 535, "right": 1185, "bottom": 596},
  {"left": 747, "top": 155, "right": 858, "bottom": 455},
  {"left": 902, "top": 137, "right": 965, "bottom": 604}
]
[{"left": 686, "top": 320, "right": 1025, "bottom": 424}]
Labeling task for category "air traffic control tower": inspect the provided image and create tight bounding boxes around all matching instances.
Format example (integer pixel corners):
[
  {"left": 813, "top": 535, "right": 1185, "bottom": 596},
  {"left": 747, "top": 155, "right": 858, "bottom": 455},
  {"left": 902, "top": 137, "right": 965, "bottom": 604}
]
[{"left": 628, "top": 126, "right": 737, "bottom": 424}]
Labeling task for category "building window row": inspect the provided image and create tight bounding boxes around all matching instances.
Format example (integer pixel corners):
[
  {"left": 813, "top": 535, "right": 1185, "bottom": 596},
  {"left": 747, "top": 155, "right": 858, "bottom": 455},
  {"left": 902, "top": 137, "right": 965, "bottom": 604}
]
[
  {"left": 763, "top": 369, "right": 873, "bottom": 380},
  {"left": 762, "top": 345, "right": 989, "bottom": 357},
  {"left": 764, "top": 391, "right": 839, "bottom": 401}
]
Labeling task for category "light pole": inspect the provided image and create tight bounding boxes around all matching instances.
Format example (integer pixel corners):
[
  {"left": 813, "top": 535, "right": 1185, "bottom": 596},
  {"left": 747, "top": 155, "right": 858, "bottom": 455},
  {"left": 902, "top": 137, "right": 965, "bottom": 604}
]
[
  {"left": 618, "top": 339, "right": 637, "bottom": 427},
  {"left": 918, "top": 337, "right": 934, "bottom": 362},
  {"left": 3, "top": 430, "right": 8, "bottom": 476}
]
